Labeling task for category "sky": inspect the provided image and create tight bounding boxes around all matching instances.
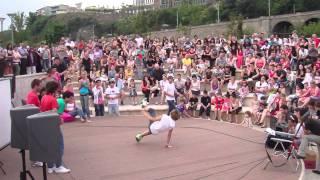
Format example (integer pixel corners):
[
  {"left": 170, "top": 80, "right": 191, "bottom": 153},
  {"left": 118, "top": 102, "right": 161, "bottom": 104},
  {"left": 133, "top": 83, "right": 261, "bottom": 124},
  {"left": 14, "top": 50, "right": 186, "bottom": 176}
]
[{"left": 0, "top": 0, "right": 134, "bottom": 30}]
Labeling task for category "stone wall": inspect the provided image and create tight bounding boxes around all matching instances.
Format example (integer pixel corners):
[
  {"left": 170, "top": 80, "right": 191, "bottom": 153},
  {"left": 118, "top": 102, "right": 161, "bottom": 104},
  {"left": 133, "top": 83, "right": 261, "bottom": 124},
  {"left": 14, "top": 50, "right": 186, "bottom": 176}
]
[
  {"left": 149, "top": 10, "right": 320, "bottom": 38},
  {"left": 12, "top": 73, "right": 46, "bottom": 106}
]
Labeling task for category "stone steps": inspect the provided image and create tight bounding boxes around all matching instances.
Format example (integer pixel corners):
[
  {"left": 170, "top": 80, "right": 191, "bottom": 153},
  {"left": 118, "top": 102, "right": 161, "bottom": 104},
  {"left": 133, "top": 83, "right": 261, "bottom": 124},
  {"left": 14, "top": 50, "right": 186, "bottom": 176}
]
[
  {"left": 75, "top": 100, "right": 253, "bottom": 120},
  {"left": 73, "top": 90, "right": 256, "bottom": 107}
]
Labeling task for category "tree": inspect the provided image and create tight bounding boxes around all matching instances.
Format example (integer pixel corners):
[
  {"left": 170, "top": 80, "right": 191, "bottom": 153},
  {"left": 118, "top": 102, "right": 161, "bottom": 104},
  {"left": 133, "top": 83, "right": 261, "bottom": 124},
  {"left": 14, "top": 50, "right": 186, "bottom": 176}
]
[
  {"left": 8, "top": 12, "right": 26, "bottom": 32},
  {"left": 45, "top": 24, "right": 66, "bottom": 44}
]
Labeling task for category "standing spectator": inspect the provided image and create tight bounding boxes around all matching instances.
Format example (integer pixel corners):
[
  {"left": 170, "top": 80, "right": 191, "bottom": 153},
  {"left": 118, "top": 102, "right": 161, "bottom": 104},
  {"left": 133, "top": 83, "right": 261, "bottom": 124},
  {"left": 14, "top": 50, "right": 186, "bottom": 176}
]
[
  {"left": 92, "top": 79, "right": 105, "bottom": 116},
  {"left": 27, "top": 48, "right": 39, "bottom": 74},
  {"left": 164, "top": 75, "right": 177, "bottom": 115},
  {"left": 12, "top": 46, "right": 21, "bottom": 75},
  {"left": 79, "top": 72, "right": 91, "bottom": 120},
  {"left": 141, "top": 75, "right": 151, "bottom": 103},
  {"left": 40, "top": 81, "right": 71, "bottom": 174},
  {"left": 115, "top": 73, "right": 125, "bottom": 105},
  {"left": 105, "top": 79, "right": 120, "bottom": 116},
  {"left": 18, "top": 43, "right": 28, "bottom": 75},
  {"left": 42, "top": 45, "right": 51, "bottom": 72},
  {"left": 4, "top": 43, "right": 13, "bottom": 75},
  {"left": 0, "top": 47, "right": 6, "bottom": 77},
  {"left": 296, "top": 118, "right": 320, "bottom": 175}
]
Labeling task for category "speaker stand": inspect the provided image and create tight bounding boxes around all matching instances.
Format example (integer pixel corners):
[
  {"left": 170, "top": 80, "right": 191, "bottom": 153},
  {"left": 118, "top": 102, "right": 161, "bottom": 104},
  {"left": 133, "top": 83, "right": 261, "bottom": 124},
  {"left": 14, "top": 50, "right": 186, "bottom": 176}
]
[
  {"left": 0, "top": 160, "right": 6, "bottom": 175},
  {"left": 19, "top": 150, "right": 34, "bottom": 180},
  {"left": 42, "top": 162, "right": 47, "bottom": 180}
]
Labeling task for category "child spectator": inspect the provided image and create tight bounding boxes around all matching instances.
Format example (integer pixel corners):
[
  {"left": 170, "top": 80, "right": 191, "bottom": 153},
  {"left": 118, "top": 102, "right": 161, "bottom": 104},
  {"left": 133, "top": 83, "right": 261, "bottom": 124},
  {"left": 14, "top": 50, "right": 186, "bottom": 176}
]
[
  {"left": 199, "top": 90, "right": 211, "bottom": 120},
  {"left": 212, "top": 92, "right": 224, "bottom": 121},
  {"left": 128, "top": 78, "right": 138, "bottom": 105},
  {"left": 92, "top": 79, "right": 105, "bottom": 116},
  {"left": 221, "top": 92, "right": 231, "bottom": 122},
  {"left": 240, "top": 111, "right": 253, "bottom": 128},
  {"left": 238, "top": 80, "right": 249, "bottom": 105},
  {"left": 63, "top": 78, "right": 74, "bottom": 93},
  {"left": 176, "top": 97, "right": 191, "bottom": 118}
]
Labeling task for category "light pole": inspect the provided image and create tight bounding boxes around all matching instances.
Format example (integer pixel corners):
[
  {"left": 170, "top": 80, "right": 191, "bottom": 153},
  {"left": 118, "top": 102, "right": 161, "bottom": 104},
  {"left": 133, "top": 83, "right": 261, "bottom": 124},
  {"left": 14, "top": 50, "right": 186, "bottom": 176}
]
[
  {"left": 7, "top": 13, "right": 15, "bottom": 44},
  {"left": 268, "top": 0, "right": 271, "bottom": 17},
  {"left": 0, "top": 17, "right": 5, "bottom": 32},
  {"left": 216, "top": 1, "right": 220, "bottom": 23},
  {"left": 176, "top": 9, "right": 179, "bottom": 28}
]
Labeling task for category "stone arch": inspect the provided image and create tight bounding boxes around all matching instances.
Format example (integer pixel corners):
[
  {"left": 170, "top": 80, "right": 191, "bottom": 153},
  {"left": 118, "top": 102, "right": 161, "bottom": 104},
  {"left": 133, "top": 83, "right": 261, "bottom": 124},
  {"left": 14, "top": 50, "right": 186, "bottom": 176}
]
[
  {"left": 305, "top": 18, "right": 320, "bottom": 25},
  {"left": 272, "top": 21, "right": 294, "bottom": 37}
]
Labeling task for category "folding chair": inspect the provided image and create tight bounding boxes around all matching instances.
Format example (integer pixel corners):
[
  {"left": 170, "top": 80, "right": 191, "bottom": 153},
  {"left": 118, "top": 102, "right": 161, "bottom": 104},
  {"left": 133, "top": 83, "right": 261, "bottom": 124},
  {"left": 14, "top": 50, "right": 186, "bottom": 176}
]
[{"left": 264, "top": 128, "right": 301, "bottom": 172}]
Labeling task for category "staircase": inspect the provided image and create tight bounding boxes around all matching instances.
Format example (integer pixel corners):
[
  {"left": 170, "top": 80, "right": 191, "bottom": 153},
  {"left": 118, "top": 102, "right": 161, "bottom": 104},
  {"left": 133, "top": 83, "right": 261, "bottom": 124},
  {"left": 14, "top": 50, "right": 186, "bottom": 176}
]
[{"left": 72, "top": 68, "right": 255, "bottom": 120}]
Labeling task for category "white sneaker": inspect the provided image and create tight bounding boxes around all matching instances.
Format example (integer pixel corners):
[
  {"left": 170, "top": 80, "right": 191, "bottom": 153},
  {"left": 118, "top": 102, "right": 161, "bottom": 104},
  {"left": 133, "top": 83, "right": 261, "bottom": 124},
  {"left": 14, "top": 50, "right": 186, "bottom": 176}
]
[
  {"left": 32, "top": 161, "right": 43, "bottom": 167},
  {"left": 48, "top": 166, "right": 56, "bottom": 174},
  {"left": 54, "top": 166, "right": 71, "bottom": 174}
]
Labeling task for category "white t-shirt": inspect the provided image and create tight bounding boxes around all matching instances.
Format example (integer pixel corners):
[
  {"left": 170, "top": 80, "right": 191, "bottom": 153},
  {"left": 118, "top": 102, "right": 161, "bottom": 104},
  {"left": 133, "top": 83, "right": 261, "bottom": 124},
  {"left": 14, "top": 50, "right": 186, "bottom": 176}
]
[
  {"left": 164, "top": 82, "right": 176, "bottom": 101},
  {"left": 150, "top": 114, "right": 176, "bottom": 135},
  {"left": 105, "top": 86, "right": 120, "bottom": 105},
  {"left": 255, "top": 81, "right": 269, "bottom": 90},
  {"left": 135, "top": 37, "right": 144, "bottom": 47},
  {"left": 227, "top": 81, "right": 238, "bottom": 92},
  {"left": 65, "top": 103, "right": 75, "bottom": 112}
]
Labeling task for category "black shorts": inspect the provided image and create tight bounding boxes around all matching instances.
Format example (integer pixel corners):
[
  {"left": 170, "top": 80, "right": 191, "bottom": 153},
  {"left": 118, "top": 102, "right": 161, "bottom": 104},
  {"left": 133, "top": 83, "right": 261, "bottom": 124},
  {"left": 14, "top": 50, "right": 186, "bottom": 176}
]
[
  {"left": 192, "top": 90, "right": 201, "bottom": 96},
  {"left": 230, "top": 107, "right": 242, "bottom": 114},
  {"left": 177, "top": 88, "right": 184, "bottom": 94}
]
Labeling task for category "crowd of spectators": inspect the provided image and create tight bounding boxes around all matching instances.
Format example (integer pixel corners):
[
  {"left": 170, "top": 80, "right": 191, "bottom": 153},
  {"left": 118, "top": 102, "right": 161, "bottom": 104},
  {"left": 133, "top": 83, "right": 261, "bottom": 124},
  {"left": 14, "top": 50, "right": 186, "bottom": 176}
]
[{"left": 2, "top": 30, "right": 319, "bottom": 175}]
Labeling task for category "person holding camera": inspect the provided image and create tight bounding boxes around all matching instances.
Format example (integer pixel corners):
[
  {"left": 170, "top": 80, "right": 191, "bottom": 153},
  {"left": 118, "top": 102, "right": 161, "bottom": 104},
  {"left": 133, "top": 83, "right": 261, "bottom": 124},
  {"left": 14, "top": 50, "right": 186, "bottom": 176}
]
[{"left": 296, "top": 118, "right": 320, "bottom": 175}]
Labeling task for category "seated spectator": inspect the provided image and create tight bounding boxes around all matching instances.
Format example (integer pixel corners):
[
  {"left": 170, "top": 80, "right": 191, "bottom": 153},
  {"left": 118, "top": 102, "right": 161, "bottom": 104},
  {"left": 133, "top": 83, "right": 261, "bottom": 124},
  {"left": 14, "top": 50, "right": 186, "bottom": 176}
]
[
  {"left": 212, "top": 92, "right": 224, "bottom": 121},
  {"left": 229, "top": 92, "right": 242, "bottom": 123},
  {"left": 176, "top": 97, "right": 191, "bottom": 118},
  {"left": 299, "top": 81, "right": 320, "bottom": 108},
  {"left": 227, "top": 76, "right": 238, "bottom": 94},
  {"left": 57, "top": 91, "right": 88, "bottom": 122},
  {"left": 199, "top": 90, "right": 211, "bottom": 120},
  {"left": 26, "top": 79, "right": 42, "bottom": 107},
  {"left": 255, "top": 75, "right": 269, "bottom": 100},
  {"left": 190, "top": 75, "right": 201, "bottom": 97},
  {"left": 187, "top": 93, "right": 198, "bottom": 117},
  {"left": 221, "top": 92, "right": 231, "bottom": 122}
]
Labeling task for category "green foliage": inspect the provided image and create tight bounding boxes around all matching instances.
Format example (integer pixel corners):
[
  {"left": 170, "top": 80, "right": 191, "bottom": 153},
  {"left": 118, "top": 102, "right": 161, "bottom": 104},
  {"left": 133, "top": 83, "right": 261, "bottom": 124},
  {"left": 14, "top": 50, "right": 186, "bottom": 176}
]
[
  {"left": 8, "top": 12, "right": 26, "bottom": 32},
  {"left": 10, "top": 0, "right": 320, "bottom": 44},
  {"left": 296, "top": 22, "right": 320, "bottom": 36},
  {"left": 45, "top": 24, "right": 67, "bottom": 44},
  {"left": 227, "top": 15, "right": 244, "bottom": 38}
]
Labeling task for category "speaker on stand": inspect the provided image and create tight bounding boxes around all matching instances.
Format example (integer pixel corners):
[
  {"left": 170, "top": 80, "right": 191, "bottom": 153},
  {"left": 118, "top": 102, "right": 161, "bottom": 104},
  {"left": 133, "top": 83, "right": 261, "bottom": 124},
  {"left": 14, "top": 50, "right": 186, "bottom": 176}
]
[
  {"left": 10, "top": 105, "right": 40, "bottom": 180},
  {"left": 27, "top": 111, "right": 61, "bottom": 180}
]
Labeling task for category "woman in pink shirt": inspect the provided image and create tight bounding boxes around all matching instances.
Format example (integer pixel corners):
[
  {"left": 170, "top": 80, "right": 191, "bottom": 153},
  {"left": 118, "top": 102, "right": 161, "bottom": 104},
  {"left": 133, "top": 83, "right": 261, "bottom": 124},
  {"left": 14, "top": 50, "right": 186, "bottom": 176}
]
[{"left": 299, "top": 81, "right": 320, "bottom": 108}]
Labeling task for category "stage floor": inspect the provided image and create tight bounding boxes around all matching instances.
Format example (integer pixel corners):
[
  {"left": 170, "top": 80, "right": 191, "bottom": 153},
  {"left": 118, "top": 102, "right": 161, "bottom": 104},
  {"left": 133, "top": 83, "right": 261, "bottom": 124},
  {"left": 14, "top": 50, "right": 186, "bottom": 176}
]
[{"left": 0, "top": 116, "right": 300, "bottom": 180}]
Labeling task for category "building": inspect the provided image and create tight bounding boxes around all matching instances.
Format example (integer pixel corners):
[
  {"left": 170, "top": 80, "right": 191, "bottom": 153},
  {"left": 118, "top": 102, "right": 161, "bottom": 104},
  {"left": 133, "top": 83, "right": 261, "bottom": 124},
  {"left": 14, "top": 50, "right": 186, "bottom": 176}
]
[
  {"left": 160, "top": 0, "right": 214, "bottom": 8},
  {"left": 36, "top": 4, "right": 81, "bottom": 16},
  {"left": 121, "top": 0, "right": 214, "bottom": 15}
]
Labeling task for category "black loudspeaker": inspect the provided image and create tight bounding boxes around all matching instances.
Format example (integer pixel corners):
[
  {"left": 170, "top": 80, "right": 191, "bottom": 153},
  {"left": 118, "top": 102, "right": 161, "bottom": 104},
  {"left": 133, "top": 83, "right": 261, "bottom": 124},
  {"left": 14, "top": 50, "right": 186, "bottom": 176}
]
[
  {"left": 26, "top": 111, "right": 61, "bottom": 163},
  {"left": 10, "top": 105, "right": 40, "bottom": 150}
]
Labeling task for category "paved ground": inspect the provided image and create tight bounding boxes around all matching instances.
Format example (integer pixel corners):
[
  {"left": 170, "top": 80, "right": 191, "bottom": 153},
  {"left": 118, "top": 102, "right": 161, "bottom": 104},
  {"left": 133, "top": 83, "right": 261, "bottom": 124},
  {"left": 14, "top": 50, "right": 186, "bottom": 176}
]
[{"left": 0, "top": 116, "right": 300, "bottom": 180}]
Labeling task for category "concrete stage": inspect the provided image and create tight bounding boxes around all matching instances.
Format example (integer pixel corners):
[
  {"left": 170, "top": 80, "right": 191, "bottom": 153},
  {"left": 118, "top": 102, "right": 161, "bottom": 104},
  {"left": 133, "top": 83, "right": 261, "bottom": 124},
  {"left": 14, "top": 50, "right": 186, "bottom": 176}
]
[{"left": 0, "top": 116, "right": 300, "bottom": 180}]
